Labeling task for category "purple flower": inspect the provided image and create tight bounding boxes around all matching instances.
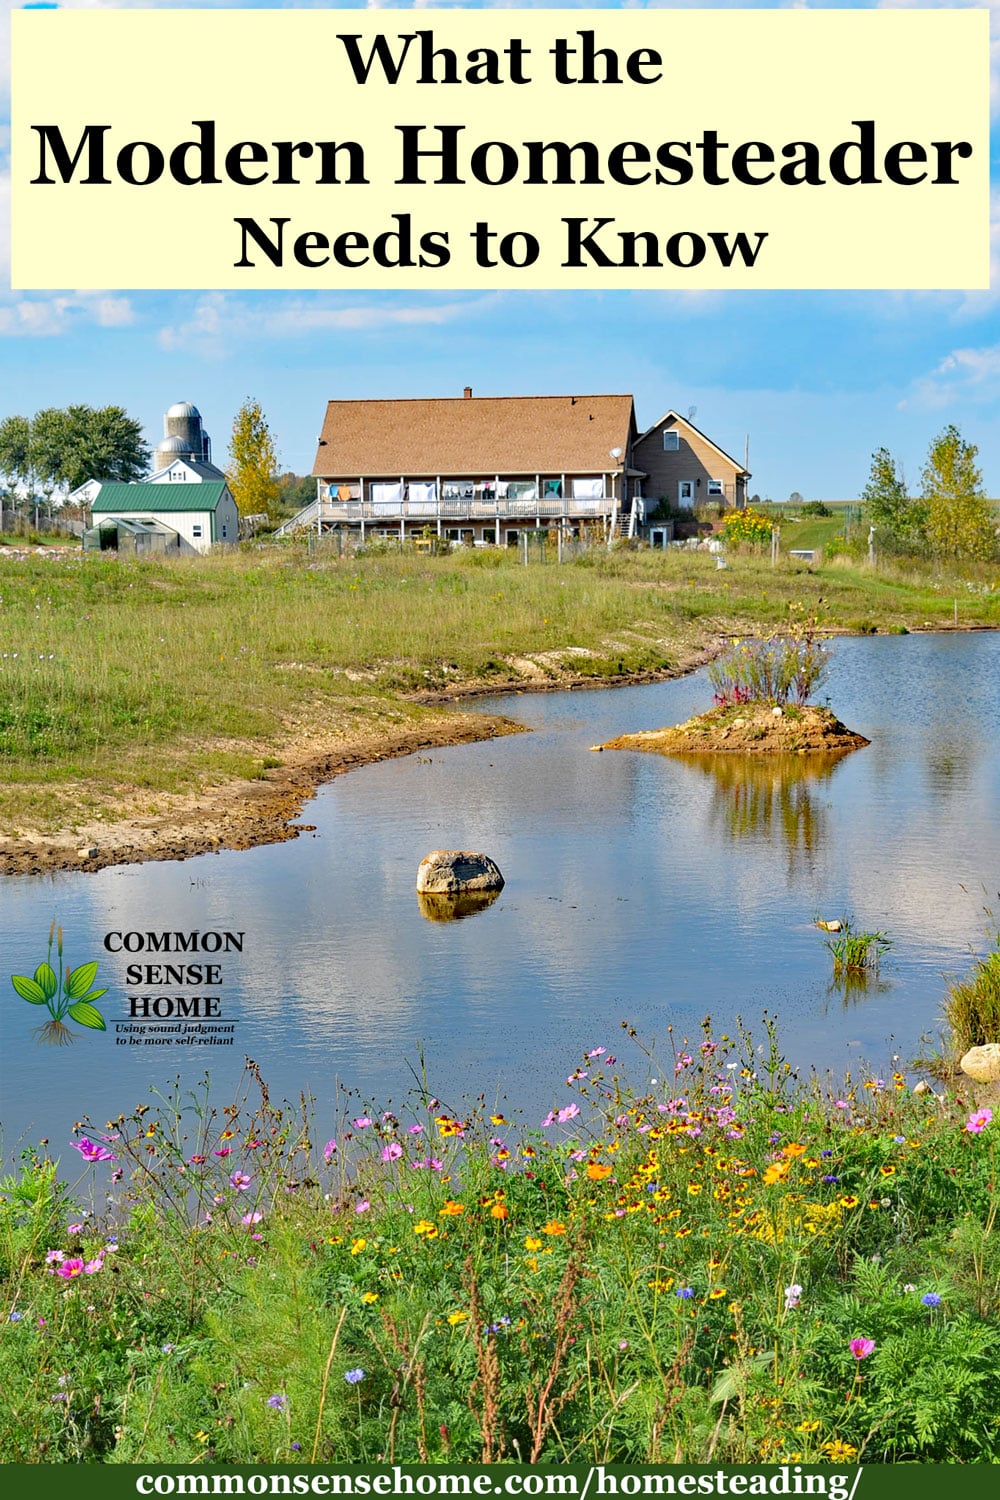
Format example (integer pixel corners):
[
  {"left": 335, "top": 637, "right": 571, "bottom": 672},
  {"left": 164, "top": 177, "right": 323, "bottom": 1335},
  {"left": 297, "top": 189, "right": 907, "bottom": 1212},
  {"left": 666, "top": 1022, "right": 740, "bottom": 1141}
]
[
  {"left": 70, "top": 1138, "right": 116, "bottom": 1163},
  {"left": 675, "top": 1287, "right": 694, "bottom": 1299},
  {"left": 784, "top": 1283, "right": 803, "bottom": 1310},
  {"left": 267, "top": 1394, "right": 288, "bottom": 1410},
  {"left": 66, "top": 1223, "right": 85, "bottom": 1235},
  {"left": 45, "top": 1250, "right": 64, "bottom": 1265},
  {"left": 9, "top": 1311, "right": 23, "bottom": 1322},
  {"left": 344, "top": 1368, "right": 365, "bottom": 1385},
  {"left": 849, "top": 1337, "right": 875, "bottom": 1360},
  {"left": 921, "top": 1292, "right": 942, "bottom": 1307},
  {"left": 229, "top": 1171, "right": 252, "bottom": 1192}
]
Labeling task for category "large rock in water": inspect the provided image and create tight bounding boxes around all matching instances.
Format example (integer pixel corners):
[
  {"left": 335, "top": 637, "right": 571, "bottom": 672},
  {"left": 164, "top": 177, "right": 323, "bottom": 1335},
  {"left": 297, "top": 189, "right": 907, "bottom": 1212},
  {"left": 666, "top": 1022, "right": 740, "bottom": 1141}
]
[
  {"left": 959, "top": 1043, "right": 1000, "bottom": 1083},
  {"left": 416, "top": 849, "right": 504, "bottom": 895}
]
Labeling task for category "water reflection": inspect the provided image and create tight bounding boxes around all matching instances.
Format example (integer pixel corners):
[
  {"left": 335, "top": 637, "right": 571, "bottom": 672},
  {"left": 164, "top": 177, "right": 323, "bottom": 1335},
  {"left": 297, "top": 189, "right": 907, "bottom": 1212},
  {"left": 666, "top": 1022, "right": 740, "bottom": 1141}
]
[
  {"left": 416, "top": 889, "right": 501, "bottom": 923},
  {"left": 674, "top": 752, "right": 850, "bottom": 872}
]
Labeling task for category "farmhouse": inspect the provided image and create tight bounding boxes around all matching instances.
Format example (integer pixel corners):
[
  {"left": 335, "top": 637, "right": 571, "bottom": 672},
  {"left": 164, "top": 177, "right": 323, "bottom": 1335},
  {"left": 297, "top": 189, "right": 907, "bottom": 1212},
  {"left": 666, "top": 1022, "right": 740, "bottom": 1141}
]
[{"left": 284, "top": 388, "right": 748, "bottom": 545}]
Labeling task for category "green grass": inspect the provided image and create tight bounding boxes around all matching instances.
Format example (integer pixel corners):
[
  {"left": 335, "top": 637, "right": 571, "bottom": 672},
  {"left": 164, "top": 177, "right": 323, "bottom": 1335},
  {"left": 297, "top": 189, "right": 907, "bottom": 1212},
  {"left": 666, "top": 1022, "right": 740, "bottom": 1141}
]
[
  {"left": 2, "top": 1020, "right": 1000, "bottom": 1463},
  {"left": 1, "top": 544, "right": 998, "bottom": 831},
  {"left": 943, "top": 946, "right": 1000, "bottom": 1056}
]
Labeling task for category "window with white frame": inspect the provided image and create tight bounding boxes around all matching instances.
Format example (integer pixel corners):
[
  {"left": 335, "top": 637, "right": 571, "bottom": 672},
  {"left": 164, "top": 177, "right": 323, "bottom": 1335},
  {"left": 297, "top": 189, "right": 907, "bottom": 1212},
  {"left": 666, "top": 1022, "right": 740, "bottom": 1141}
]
[
  {"left": 192, "top": 524, "right": 203, "bottom": 537},
  {"left": 707, "top": 479, "right": 723, "bottom": 497},
  {"left": 663, "top": 430, "right": 680, "bottom": 451}
]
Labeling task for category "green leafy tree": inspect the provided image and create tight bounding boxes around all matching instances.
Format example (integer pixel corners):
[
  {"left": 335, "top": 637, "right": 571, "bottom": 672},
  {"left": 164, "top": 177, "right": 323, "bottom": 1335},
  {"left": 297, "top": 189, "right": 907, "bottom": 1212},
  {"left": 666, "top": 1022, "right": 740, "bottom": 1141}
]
[
  {"left": 860, "top": 447, "right": 926, "bottom": 544},
  {"left": 277, "top": 471, "right": 317, "bottom": 512},
  {"left": 227, "top": 399, "right": 281, "bottom": 522},
  {"left": 919, "top": 425, "right": 996, "bottom": 561},
  {"left": 0, "top": 405, "right": 148, "bottom": 505}
]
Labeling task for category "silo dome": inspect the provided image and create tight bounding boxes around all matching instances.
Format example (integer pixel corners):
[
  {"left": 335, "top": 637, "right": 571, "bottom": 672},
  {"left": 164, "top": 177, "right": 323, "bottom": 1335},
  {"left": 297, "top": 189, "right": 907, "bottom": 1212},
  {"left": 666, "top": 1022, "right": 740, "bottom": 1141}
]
[
  {"left": 167, "top": 402, "right": 201, "bottom": 420},
  {"left": 159, "top": 435, "right": 190, "bottom": 453},
  {"left": 162, "top": 400, "right": 210, "bottom": 464}
]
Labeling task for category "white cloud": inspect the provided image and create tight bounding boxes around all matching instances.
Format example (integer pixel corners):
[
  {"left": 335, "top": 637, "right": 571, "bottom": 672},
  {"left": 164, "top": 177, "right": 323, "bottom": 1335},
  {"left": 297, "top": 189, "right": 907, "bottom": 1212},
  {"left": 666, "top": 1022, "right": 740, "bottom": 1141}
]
[
  {"left": 0, "top": 287, "right": 134, "bottom": 336},
  {"left": 156, "top": 290, "right": 497, "bottom": 354},
  {"left": 903, "top": 340, "right": 1000, "bottom": 410}
]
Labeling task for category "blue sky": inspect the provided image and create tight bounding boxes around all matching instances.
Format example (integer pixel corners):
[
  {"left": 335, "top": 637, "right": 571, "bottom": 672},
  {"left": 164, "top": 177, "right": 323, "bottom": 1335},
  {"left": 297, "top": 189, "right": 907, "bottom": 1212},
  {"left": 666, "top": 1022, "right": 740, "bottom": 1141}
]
[{"left": 2, "top": 0, "right": 999, "bottom": 500}]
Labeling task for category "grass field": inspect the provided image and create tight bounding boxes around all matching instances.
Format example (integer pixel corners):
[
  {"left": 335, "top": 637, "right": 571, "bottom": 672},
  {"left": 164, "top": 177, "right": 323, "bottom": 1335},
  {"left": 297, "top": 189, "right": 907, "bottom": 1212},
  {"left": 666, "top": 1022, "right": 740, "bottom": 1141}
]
[{"left": 1, "top": 542, "right": 998, "bottom": 833}]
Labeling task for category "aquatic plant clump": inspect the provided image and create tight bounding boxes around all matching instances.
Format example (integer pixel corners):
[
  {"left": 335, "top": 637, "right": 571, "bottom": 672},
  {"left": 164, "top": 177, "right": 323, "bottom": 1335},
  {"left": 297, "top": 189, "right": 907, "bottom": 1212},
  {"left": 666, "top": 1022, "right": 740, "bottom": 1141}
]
[
  {"left": 943, "top": 945, "right": 1000, "bottom": 1054},
  {"left": 825, "top": 921, "right": 892, "bottom": 977},
  {"left": 3, "top": 1025, "right": 1000, "bottom": 1465},
  {"left": 707, "top": 630, "right": 829, "bottom": 709}
]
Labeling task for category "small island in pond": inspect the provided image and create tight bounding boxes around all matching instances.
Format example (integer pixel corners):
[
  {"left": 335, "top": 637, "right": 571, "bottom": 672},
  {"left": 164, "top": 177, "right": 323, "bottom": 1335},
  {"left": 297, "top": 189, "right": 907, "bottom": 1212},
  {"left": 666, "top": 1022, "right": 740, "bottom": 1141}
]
[
  {"left": 601, "top": 630, "right": 869, "bottom": 757},
  {"left": 603, "top": 701, "right": 869, "bottom": 756}
]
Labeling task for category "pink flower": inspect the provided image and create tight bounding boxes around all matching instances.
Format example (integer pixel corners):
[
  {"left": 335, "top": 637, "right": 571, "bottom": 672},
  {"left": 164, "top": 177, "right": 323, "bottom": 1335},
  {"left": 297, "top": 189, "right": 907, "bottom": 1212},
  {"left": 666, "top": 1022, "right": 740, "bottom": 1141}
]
[
  {"left": 355, "top": 1200, "right": 370, "bottom": 1214},
  {"left": 407, "top": 1124, "right": 424, "bottom": 1135},
  {"left": 70, "top": 1138, "right": 116, "bottom": 1164},
  {"left": 53, "top": 1259, "right": 86, "bottom": 1279},
  {"left": 45, "top": 1250, "right": 65, "bottom": 1265},
  {"left": 965, "top": 1107, "right": 993, "bottom": 1134},
  {"left": 586, "top": 1047, "right": 606, "bottom": 1059},
  {"left": 381, "top": 1142, "right": 403, "bottom": 1162},
  {"left": 323, "top": 1140, "right": 337, "bottom": 1160},
  {"left": 541, "top": 1111, "right": 556, "bottom": 1127},
  {"left": 83, "top": 1257, "right": 104, "bottom": 1275},
  {"left": 849, "top": 1337, "right": 875, "bottom": 1360},
  {"left": 353, "top": 1117, "right": 372, "bottom": 1130},
  {"left": 557, "top": 1103, "right": 580, "bottom": 1123},
  {"left": 242, "top": 1212, "right": 264, "bottom": 1226},
  {"left": 213, "top": 1147, "right": 232, "bottom": 1157},
  {"left": 229, "top": 1171, "right": 252, "bottom": 1191}
]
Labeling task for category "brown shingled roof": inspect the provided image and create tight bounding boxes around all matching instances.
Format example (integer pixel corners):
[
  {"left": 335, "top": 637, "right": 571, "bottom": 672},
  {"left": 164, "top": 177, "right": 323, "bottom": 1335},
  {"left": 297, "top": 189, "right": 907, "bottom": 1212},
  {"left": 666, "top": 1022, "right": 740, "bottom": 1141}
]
[{"left": 313, "top": 394, "right": 636, "bottom": 478}]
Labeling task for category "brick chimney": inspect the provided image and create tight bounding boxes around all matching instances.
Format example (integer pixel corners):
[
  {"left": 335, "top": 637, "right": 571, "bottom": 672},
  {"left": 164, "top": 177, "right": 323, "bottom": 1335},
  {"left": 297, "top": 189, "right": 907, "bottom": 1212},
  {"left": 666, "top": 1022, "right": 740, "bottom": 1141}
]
[{"left": 463, "top": 386, "right": 473, "bottom": 399}]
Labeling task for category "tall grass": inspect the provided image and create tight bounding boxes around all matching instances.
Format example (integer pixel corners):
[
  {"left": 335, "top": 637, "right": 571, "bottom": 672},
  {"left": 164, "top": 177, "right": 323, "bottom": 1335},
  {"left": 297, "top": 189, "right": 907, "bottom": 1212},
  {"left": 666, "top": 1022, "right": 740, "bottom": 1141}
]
[{"left": 943, "top": 947, "right": 1000, "bottom": 1054}]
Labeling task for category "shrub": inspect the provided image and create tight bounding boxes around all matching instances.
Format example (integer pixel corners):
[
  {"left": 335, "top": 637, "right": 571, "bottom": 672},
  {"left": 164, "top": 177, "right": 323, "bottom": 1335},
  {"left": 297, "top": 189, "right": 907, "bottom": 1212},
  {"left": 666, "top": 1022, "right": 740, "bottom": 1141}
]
[{"left": 721, "top": 508, "right": 773, "bottom": 548}]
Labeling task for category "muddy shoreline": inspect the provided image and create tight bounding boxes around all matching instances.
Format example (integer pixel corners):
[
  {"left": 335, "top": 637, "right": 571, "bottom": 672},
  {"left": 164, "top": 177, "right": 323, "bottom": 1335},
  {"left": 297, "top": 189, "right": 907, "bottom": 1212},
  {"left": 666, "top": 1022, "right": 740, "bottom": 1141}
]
[{"left": 0, "top": 645, "right": 717, "bottom": 878}]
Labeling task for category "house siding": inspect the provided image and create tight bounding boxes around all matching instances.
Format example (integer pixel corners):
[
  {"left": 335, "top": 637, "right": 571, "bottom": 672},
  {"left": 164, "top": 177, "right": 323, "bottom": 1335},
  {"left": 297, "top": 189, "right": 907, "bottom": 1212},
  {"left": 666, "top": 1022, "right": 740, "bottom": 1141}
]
[{"left": 634, "top": 418, "right": 747, "bottom": 511}]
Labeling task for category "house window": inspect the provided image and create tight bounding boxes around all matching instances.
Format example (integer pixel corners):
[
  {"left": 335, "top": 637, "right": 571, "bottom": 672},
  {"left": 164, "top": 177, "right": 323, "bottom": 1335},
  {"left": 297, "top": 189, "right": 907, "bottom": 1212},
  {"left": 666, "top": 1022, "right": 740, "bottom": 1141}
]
[
  {"left": 222, "top": 524, "right": 228, "bottom": 538},
  {"left": 707, "top": 479, "right": 723, "bottom": 497},
  {"left": 192, "top": 524, "right": 203, "bottom": 538},
  {"left": 663, "top": 430, "right": 680, "bottom": 451}
]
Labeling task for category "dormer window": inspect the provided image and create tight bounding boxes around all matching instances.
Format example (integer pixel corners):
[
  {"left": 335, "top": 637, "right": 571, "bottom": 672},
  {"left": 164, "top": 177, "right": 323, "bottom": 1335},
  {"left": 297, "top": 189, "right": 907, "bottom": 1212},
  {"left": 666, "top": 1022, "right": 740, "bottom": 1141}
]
[{"left": 663, "top": 431, "right": 680, "bottom": 451}]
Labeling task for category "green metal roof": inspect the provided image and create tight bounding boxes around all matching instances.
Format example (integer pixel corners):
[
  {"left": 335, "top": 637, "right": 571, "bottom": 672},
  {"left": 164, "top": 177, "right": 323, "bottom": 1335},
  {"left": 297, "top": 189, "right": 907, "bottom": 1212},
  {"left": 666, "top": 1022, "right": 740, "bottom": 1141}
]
[{"left": 92, "top": 481, "right": 229, "bottom": 514}]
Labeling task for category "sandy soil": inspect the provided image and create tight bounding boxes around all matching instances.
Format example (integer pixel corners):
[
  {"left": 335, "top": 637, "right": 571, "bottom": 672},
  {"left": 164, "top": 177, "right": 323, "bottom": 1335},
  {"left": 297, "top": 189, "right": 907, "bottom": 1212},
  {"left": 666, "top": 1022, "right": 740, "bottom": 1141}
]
[{"left": 601, "top": 702, "right": 870, "bottom": 757}]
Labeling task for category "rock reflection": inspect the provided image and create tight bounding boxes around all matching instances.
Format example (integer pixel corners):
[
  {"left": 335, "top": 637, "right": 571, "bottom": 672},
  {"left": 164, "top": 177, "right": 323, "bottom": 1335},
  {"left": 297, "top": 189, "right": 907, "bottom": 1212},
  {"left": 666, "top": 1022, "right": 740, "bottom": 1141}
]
[
  {"left": 678, "top": 752, "right": 852, "bottom": 871},
  {"left": 416, "top": 889, "right": 501, "bottom": 923}
]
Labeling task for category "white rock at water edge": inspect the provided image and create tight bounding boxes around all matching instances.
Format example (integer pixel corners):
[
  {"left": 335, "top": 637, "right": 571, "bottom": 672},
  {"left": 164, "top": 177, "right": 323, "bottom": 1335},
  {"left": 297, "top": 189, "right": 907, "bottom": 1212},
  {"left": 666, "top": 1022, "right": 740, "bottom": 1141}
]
[
  {"left": 416, "top": 849, "right": 505, "bottom": 895},
  {"left": 959, "top": 1043, "right": 1000, "bottom": 1084}
]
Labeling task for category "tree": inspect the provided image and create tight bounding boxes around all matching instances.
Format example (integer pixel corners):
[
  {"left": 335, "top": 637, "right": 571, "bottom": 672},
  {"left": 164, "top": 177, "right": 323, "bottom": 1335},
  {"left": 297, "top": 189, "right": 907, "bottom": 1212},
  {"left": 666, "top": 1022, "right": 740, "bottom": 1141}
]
[
  {"left": 919, "top": 425, "right": 996, "bottom": 562},
  {"left": 227, "top": 399, "right": 281, "bottom": 522},
  {"left": 860, "top": 447, "right": 926, "bottom": 545},
  {"left": 0, "top": 405, "right": 149, "bottom": 505}
]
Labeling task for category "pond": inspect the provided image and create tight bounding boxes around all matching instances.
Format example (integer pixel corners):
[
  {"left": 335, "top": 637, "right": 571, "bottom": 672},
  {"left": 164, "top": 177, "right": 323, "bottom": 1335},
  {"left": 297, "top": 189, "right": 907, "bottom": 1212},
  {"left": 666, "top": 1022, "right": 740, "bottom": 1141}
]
[{"left": 2, "top": 631, "right": 998, "bottom": 1156}]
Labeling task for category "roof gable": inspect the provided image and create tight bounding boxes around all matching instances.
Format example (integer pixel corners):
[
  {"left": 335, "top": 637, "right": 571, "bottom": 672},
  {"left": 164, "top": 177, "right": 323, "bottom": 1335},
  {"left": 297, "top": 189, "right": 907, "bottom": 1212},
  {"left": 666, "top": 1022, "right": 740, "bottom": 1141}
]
[
  {"left": 636, "top": 411, "right": 749, "bottom": 475},
  {"left": 92, "top": 481, "right": 230, "bottom": 513},
  {"left": 313, "top": 394, "right": 636, "bottom": 478},
  {"left": 148, "top": 458, "right": 227, "bottom": 484}
]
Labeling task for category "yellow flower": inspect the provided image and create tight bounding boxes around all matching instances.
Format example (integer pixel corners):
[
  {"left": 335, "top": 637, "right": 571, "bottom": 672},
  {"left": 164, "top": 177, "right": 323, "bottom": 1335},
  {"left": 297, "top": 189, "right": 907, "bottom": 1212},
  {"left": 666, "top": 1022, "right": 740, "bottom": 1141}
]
[
  {"left": 447, "top": 1310, "right": 469, "bottom": 1326},
  {"left": 194, "top": 1431, "right": 210, "bottom": 1444},
  {"left": 708, "top": 1287, "right": 727, "bottom": 1299},
  {"left": 687, "top": 1183, "right": 703, "bottom": 1196},
  {"left": 413, "top": 1219, "right": 438, "bottom": 1238},
  {"left": 796, "top": 1420, "right": 821, "bottom": 1433},
  {"left": 542, "top": 1220, "right": 567, "bottom": 1236},
  {"left": 490, "top": 1114, "right": 507, "bottom": 1125},
  {"left": 524, "top": 1236, "right": 542, "bottom": 1250},
  {"left": 350, "top": 1237, "right": 367, "bottom": 1255},
  {"left": 822, "top": 1440, "right": 858, "bottom": 1461},
  {"left": 763, "top": 1161, "right": 791, "bottom": 1186},
  {"left": 435, "top": 1115, "right": 463, "bottom": 1138},
  {"left": 362, "top": 1291, "right": 379, "bottom": 1304},
  {"left": 782, "top": 1142, "right": 806, "bottom": 1158},
  {"left": 879, "top": 1164, "right": 896, "bottom": 1177}
]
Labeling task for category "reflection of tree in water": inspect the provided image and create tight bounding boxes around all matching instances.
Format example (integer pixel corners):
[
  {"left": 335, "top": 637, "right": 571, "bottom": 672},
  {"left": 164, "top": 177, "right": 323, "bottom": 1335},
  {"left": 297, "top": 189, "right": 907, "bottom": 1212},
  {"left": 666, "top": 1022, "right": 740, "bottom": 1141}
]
[{"left": 680, "top": 752, "right": 851, "bottom": 874}]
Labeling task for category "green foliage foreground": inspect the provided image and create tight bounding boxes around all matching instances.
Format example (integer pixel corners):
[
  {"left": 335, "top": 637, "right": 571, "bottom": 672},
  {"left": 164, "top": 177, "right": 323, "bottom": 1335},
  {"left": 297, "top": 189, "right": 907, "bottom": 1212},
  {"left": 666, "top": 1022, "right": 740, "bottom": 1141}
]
[{"left": 2, "top": 1023, "right": 999, "bottom": 1465}]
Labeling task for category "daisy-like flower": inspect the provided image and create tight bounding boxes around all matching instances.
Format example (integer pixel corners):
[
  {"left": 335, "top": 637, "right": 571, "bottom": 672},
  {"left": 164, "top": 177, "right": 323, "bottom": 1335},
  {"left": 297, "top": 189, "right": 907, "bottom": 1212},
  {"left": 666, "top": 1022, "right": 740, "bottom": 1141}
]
[
  {"left": 965, "top": 1108, "right": 993, "bottom": 1134},
  {"left": 849, "top": 1337, "right": 875, "bottom": 1360}
]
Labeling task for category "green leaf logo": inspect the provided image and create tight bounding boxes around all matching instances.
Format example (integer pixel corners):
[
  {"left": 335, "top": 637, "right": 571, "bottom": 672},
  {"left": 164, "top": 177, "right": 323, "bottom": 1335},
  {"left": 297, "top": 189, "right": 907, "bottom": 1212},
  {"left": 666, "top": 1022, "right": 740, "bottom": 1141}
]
[{"left": 12, "top": 929, "right": 108, "bottom": 1044}]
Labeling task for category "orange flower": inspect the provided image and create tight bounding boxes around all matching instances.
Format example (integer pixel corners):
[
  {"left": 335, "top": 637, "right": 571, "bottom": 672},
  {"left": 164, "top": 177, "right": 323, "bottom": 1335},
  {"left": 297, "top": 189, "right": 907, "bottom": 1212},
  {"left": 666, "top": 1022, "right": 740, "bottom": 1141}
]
[
  {"left": 542, "top": 1220, "right": 567, "bottom": 1236},
  {"left": 586, "top": 1163, "right": 613, "bottom": 1181},
  {"left": 439, "top": 1200, "right": 465, "bottom": 1216},
  {"left": 490, "top": 1203, "right": 509, "bottom": 1220},
  {"left": 763, "top": 1161, "right": 791, "bottom": 1186},
  {"left": 782, "top": 1142, "right": 806, "bottom": 1159}
]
